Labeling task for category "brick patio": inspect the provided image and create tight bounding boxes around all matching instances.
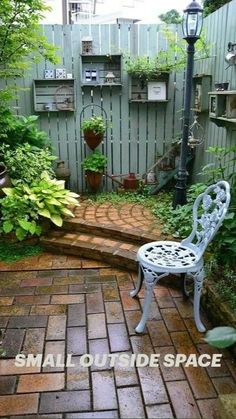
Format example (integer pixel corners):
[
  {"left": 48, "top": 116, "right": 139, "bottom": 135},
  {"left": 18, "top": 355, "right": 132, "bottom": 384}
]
[{"left": 0, "top": 255, "right": 236, "bottom": 418}]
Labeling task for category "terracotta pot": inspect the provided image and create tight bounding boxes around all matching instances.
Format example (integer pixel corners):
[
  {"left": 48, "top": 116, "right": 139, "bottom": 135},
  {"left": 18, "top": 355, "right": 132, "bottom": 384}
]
[
  {"left": 0, "top": 162, "right": 11, "bottom": 197},
  {"left": 86, "top": 170, "right": 103, "bottom": 191},
  {"left": 84, "top": 130, "right": 103, "bottom": 150}
]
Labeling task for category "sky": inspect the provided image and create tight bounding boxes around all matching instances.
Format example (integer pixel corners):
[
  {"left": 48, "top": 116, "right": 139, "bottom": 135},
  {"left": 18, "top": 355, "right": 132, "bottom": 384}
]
[{"left": 96, "top": 0, "right": 204, "bottom": 23}]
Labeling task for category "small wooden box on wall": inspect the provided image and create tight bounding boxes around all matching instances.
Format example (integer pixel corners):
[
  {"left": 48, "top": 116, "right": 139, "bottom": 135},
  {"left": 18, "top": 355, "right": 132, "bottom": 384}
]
[
  {"left": 129, "top": 72, "right": 169, "bottom": 103},
  {"left": 208, "top": 91, "right": 236, "bottom": 127},
  {"left": 193, "top": 74, "right": 212, "bottom": 112}
]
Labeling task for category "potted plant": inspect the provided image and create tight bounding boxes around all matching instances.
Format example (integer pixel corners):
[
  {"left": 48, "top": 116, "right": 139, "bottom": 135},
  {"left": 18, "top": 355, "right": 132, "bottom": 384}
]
[
  {"left": 81, "top": 116, "right": 107, "bottom": 150},
  {"left": 81, "top": 150, "right": 108, "bottom": 191}
]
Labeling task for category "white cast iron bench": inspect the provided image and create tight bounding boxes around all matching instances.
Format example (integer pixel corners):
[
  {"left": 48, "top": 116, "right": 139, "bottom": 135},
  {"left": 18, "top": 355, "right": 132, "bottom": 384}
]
[{"left": 131, "top": 181, "right": 231, "bottom": 333}]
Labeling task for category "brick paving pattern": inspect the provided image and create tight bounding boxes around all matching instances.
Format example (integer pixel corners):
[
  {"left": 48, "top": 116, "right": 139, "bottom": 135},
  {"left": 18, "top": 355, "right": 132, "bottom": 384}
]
[{"left": 0, "top": 254, "right": 236, "bottom": 418}]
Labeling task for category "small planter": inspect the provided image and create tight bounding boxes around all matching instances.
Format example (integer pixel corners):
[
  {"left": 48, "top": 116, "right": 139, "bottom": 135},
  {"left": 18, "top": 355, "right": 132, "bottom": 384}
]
[
  {"left": 86, "top": 170, "right": 103, "bottom": 191},
  {"left": 84, "top": 130, "right": 103, "bottom": 150}
]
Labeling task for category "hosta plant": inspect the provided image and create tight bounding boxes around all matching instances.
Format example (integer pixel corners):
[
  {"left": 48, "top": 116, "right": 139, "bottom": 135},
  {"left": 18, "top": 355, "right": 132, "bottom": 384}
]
[{"left": 1, "top": 172, "right": 79, "bottom": 241}]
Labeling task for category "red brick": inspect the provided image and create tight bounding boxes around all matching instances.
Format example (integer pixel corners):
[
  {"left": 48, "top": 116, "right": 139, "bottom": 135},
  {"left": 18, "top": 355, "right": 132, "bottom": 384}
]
[
  {"left": 68, "top": 304, "right": 86, "bottom": 327},
  {"left": 174, "top": 297, "right": 194, "bottom": 318},
  {"left": 86, "top": 292, "right": 104, "bottom": 313},
  {"left": 154, "top": 346, "right": 185, "bottom": 381},
  {"left": 2, "top": 328, "right": 25, "bottom": 357},
  {"left": 146, "top": 404, "right": 174, "bottom": 419},
  {"left": 166, "top": 381, "right": 201, "bottom": 418},
  {"left": 161, "top": 308, "right": 186, "bottom": 331},
  {"left": 114, "top": 351, "right": 138, "bottom": 387},
  {"left": 46, "top": 315, "right": 66, "bottom": 340},
  {"left": 92, "top": 371, "right": 117, "bottom": 410},
  {"left": 89, "top": 339, "right": 111, "bottom": 371},
  {"left": 138, "top": 366, "right": 168, "bottom": 404},
  {"left": 0, "top": 317, "right": 8, "bottom": 328},
  {"left": 0, "top": 286, "right": 35, "bottom": 296},
  {"left": 125, "top": 310, "right": 142, "bottom": 335},
  {"left": 153, "top": 286, "right": 171, "bottom": 297},
  {"left": 88, "top": 314, "right": 107, "bottom": 339},
  {"left": 17, "top": 373, "right": 65, "bottom": 393},
  {"left": 0, "top": 359, "right": 40, "bottom": 375},
  {"left": 30, "top": 305, "right": 66, "bottom": 315},
  {"left": 108, "top": 323, "right": 130, "bottom": 352},
  {"left": 0, "top": 297, "right": 14, "bottom": 305},
  {"left": 0, "top": 305, "right": 29, "bottom": 316},
  {"left": 184, "top": 318, "right": 206, "bottom": 344},
  {"left": 171, "top": 332, "right": 217, "bottom": 399},
  {"left": 69, "top": 283, "right": 101, "bottom": 293},
  {"left": 23, "top": 328, "right": 45, "bottom": 355},
  {"left": 15, "top": 295, "right": 50, "bottom": 305},
  {"left": 105, "top": 302, "right": 124, "bottom": 323},
  {"left": 43, "top": 341, "right": 65, "bottom": 372},
  {"left": 197, "top": 398, "right": 220, "bottom": 419},
  {"left": 0, "top": 393, "right": 39, "bottom": 416},
  {"left": 103, "top": 284, "right": 120, "bottom": 301},
  {"left": 117, "top": 387, "right": 145, "bottom": 418},
  {"left": 212, "top": 376, "right": 236, "bottom": 394},
  {"left": 116, "top": 273, "right": 133, "bottom": 290},
  {"left": 36, "top": 285, "right": 68, "bottom": 295},
  {"left": 39, "top": 390, "right": 91, "bottom": 413},
  {"left": 8, "top": 315, "right": 48, "bottom": 328},
  {"left": 21, "top": 277, "right": 52, "bottom": 287},
  {"left": 0, "top": 376, "right": 16, "bottom": 395},
  {"left": 120, "top": 291, "right": 140, "bottom": 310},
  {"left": 67, "top": 356, "right": 90, "bottom": 390},
  {"left": 147, "top": 320, "right": 172, "bottom": 346},
  {"left": 197, "top": 343, "right": 230, "bottom": 378},
  {"left": 53, "top": 276, "right": 84, "bottom": 285},
  {"left": 130, "top": 335, "right": 153, "bottom": 356},
  {"left": 67, "top": 327, "right": 87, "bottom": 355},
  {"left": 51, "top": 294, "right": 84, "bottom": 304},
  {"left": 65, "top": 412, "right": 118, "bottom": 419}
]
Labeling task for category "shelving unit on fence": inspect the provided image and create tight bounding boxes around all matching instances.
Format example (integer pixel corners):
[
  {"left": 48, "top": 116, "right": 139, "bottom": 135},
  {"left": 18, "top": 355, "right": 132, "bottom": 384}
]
[
  {"left": 209, "top": 91, "right": 236, "bottom": 127},
  {"left": 129, "top": 72, "right": 169, "bottom": 103},
  {"left": 33, "top": 79, "right": 75, "bottom": 112},
  {"left": 80, "top": 54, "right": 122, "bottom": 87},
  {"left": 192, "top": 74, "right": 212, "bottom": 112}
]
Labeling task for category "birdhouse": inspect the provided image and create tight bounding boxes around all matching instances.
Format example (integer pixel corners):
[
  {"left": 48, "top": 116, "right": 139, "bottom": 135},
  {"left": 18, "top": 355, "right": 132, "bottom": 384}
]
[
  {"left": 81, "top": 37, "right": 93, "bottom": 55},
  {"left": 105, "top": 71, "right": 115, "bottom": 84}
]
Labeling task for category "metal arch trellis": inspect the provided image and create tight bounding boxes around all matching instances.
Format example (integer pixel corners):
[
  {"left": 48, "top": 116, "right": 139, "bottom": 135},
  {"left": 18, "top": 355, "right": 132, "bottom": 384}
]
[{"left": 79, "top": 104, "right": 109, "bottom": 192}]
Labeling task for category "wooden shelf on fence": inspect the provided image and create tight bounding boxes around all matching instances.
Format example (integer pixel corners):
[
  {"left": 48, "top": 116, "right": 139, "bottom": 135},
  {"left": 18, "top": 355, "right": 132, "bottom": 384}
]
[
  {"left": 129, "top": 99, "right": 169, "bottom": 103},
  {"left": 33, "top": 79, "right": 75, "bottom": 113},
  {"left": 81, "top": 83, "right": 122, "bottom": 87},
  {"left": 209, "top": 90, "right": 236, "bottom": 126},
  {"left": 80, "top": 54, "right": 122, "bottom": 86}
]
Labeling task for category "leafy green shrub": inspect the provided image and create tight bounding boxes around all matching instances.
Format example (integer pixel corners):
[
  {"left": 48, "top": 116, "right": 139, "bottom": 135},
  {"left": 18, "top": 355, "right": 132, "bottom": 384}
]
[
  {"left": 152, "top": 183, "right": 207, "bottom": 238},
  {"left": 81, "top": 116, "right": 107, "bottom": 135},
  {"left": 1, "top": 173, "right": 79, "bottom": 240},
  {"left": 0, "top": 143, "right": 56, "bottom": 184},
  {"left": 0, "top": 107, "right": 51, "bottom": 149},
  {"left": 81, "top": 150, "right": 108, "bottom": 173}
]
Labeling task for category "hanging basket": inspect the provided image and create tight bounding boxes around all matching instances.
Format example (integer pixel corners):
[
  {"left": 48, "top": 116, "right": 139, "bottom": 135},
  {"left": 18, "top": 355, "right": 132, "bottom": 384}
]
[
  {"left": 84, "top": 130, "right": 103, "bottom": 150},
  {"left": 86, "top": 170, "right": 103, "bottom": 191}
]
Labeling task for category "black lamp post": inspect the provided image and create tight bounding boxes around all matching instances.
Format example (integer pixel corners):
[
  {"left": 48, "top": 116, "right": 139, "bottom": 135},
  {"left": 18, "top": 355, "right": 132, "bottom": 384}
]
[{"left": 173, "top": 0, "right": 203, "bottom": 208}]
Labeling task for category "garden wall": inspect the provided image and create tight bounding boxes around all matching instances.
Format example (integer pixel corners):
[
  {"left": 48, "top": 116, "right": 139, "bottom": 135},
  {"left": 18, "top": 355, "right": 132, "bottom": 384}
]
[{"left": 5, "top": 0, "right": 236, "bottom": 192}]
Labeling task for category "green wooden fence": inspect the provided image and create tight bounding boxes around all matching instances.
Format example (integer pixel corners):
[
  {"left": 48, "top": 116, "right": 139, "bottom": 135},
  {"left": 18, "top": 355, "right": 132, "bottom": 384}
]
[
  {"left": 10, "top": 23, "right": 185, "bottom": 192},
  {"left": 7, "top": 0, "right": 236, "bottom": 191}
]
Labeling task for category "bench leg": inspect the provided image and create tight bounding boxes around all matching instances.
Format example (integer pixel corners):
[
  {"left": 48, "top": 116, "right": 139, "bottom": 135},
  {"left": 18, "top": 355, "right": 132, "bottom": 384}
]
[
  {"left": 130, "top": 264, "right": 143, "bottom": 297},
  {"left": 193, "top": 268, "right": 206, "bottom": 333},
  {"left": 135, "top": 280, "right": 153, "bottom": 333}
]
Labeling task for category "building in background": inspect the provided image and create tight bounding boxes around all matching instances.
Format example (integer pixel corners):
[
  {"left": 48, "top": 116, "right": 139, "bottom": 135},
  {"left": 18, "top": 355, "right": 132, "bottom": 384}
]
[{"left": 41, "top": 0, "right": 146, "bottom": 24}]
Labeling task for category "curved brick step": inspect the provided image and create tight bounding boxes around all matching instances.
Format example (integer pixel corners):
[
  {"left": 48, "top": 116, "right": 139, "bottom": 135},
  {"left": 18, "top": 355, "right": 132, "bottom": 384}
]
[
  {"left": 62, "top": 218, "right": 161, "bottom": 245},
  {"left": 41, "top": 230, "right": 138, "bottom": 271}
]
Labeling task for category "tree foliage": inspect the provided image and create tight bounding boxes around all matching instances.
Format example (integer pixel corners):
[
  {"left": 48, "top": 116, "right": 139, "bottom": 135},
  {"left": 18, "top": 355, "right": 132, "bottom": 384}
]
[
  {"left": 203, "top": 0, "right": 231, "bottom": 16},
  {"left": 0, "top": 0, "right": 59, "bottom": 101},
  {"left": 159, "top": 9, "right": 182, "bottom": 24}
]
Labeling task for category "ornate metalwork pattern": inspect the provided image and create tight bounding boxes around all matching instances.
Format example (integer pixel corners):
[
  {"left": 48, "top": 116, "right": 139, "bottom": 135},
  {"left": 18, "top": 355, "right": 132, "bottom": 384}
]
[{"left": 143, "top": 243, "right": 196, "bottom": 269}]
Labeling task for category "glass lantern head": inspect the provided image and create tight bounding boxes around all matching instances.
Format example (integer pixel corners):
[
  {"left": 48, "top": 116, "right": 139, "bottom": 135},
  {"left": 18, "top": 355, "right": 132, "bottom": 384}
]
[{"left": 182, "top": 0, "right": 203, "bottom": 41}]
